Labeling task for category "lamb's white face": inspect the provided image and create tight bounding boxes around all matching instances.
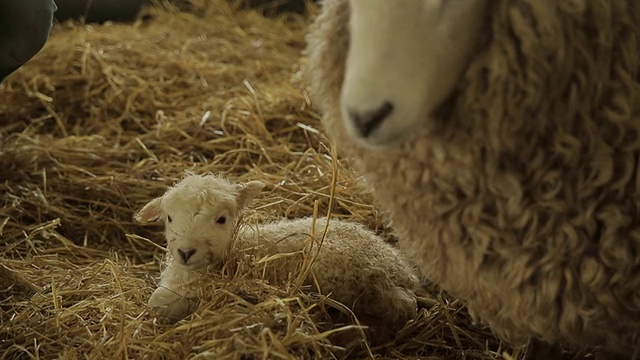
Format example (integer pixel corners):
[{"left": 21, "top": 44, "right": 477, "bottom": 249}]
[
  {"left": 134, "top": 175, "right": 266, "bottom": 271},
  {"left": 161, "top": 194, "right": 236, "bottom": 270},
  {"left": 341, "top": 0, "right": 487, "bottom": 148}
]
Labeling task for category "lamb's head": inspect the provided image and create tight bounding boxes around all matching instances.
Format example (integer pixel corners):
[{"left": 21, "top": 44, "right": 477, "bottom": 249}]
[
  {"left": 340, "top": 0, "right": 487, "bottom": 148},
  {"left": 135, "top": 174, "right": 265, "bottom": 269}
]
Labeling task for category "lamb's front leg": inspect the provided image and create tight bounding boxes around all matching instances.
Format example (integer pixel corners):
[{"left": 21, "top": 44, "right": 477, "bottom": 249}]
[{"left": 148, "top": 263, "right": 199, "bottom": 323}]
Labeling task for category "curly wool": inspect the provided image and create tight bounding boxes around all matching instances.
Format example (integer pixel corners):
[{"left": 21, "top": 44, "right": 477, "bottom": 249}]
[{"left": 306, "top": 0, "right": 640, "bottom": 355}]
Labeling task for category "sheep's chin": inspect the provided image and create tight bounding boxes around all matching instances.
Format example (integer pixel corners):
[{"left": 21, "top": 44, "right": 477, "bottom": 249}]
[
  {"left": 345, "top": 123, "right": 406, "bottom": 151},
  {"left": 340, "top": 108, "right": 420, "bottom": 151},
  {"left": 340, "top": 91, "right": 428, "bottom": 151}
]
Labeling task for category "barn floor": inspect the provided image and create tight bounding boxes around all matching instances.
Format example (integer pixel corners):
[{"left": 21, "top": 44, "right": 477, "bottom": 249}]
[{"left": 0, "top": 1, "right": 586, "bottom": 359}]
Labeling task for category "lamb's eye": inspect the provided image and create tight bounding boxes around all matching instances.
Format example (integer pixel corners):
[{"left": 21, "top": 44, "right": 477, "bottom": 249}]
[
  {"left": 216, "top": 216, "right": 226, "bottom": 225},
  {"left": 167, "top": 215, "right": 173, "bottom": 223}
]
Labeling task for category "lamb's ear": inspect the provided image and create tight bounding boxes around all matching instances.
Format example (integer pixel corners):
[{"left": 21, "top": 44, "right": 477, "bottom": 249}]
[
  {"left": 134, "top": 197, "right": 164, "bottom": 223},
  {"left": 235, "top": 180, "right": 265, "bottom": 209}
]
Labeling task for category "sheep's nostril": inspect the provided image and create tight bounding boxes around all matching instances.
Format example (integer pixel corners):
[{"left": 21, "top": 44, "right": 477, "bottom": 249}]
[
  {"left": 177, "top": 248, "right": 197, "bottom": 264},
  {"left": 349, "top": 101, "right": 394, "bottom": 138}
]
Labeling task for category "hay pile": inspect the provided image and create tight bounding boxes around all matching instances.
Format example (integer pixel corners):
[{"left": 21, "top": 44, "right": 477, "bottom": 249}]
[{"left": 1, "top": 1, "right": 530, "bottom": 359}]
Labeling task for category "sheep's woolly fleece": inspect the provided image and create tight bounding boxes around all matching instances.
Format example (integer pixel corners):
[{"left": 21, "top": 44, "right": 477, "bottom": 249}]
[
  {"left": 0, "top": 1, "right": 558, "bottom": 359},
  {"left": 307, "top": 0, "right": 640, "bottom": 356}
]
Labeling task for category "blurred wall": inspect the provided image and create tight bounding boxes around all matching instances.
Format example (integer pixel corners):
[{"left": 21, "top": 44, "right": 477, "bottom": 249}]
[
  {"left": 54, "top": 0, "right": 149, "bottom": 23},
  {"left": 54, "top": 0, "right": 310, "bottom": 23}
]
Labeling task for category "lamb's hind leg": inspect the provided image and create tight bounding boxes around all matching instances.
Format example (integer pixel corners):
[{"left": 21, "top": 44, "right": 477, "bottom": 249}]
[{"left": 350, "top": 285, "right": 418, "bottom": 343}]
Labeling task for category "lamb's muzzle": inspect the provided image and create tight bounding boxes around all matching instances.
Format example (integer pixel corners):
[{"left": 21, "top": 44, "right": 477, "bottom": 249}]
[{"left": 177, "top": 248, "right": 196, "bottom": 264}]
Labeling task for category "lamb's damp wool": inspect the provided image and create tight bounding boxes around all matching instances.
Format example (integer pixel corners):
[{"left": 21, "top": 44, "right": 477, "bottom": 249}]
[{"left": 135, "top": 173, "right": 419, "bottom": 334}]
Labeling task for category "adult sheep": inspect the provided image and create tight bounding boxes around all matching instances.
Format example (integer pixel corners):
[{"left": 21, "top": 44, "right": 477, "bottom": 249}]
[{"left": 306, "top": 0, "right": 640, "bottom": 356}]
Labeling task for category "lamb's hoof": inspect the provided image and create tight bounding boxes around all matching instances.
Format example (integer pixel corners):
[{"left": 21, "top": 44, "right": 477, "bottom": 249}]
[
  {"left": 385, "top": 286, "right": 419, "bottom": 325},
  {"left": 148, "top": 287, "right": 199, "bottom": 323}
]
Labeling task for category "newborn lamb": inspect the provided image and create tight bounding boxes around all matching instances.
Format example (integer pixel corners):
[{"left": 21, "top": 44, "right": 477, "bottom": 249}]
[{"left": 134, "top": 173, "right": 419, "bottom": 335}]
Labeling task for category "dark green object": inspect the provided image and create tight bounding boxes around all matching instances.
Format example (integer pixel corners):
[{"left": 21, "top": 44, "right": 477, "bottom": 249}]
[{"left": 0, "top": 0, "right": 57, "bottom": 82}]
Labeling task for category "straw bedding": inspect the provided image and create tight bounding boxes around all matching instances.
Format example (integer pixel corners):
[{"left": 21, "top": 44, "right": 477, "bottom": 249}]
[{"left": 0, "top": 1, "right": 585, "bottom": 359}]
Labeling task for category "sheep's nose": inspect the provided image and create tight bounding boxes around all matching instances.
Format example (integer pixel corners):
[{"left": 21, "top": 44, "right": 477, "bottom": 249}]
[
  {"left": 177, "top": 248, "right": 196, "bottom": 264},
  {"left": 348, "top": 101, "right": 394, "bottom": 137}
]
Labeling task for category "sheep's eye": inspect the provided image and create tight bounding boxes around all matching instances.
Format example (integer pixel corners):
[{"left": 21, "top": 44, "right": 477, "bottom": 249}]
[
  {"left": 167, "top": 215, "right": 173, "bottom": 223},
  {"left": 216, "top": 216, "right": 226, "bottom": 225}
]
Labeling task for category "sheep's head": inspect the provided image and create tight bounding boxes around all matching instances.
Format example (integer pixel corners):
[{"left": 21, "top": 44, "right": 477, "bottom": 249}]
[
  {"left": 134, "top": 174, "right": 265, "bottom": 270},
  {"left": 340, "top": 0, "right": 487, "bottom": 148}
]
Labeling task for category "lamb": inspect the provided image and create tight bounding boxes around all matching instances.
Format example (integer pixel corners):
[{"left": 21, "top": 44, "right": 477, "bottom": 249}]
[
  {"left": 134, "top": 172, "right": 420, "bottom": 336},
  {"left": 306, "top": 0, "right": 640, "bottom": 356}
]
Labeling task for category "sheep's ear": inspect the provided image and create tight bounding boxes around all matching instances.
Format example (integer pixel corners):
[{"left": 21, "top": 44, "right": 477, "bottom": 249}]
[
  {"left": 235, "top": 180, "right": 265, "bottom": 209},
  {"left": 134, "top": 197, "right": 164, "bottom": 223}
]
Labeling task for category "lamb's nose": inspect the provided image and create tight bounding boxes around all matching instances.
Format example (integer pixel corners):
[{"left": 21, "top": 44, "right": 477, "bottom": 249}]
[
  {"left": 349, "top": 101, "right": 394, "bottom": 137},
  {"left": 177, "top": 248, "right": 196, "bottom": 264}
]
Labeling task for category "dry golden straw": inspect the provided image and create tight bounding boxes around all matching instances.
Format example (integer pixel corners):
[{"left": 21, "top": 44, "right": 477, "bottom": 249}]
[{"left": 0, "top": 1, "right": 549, "bottom": 359}]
